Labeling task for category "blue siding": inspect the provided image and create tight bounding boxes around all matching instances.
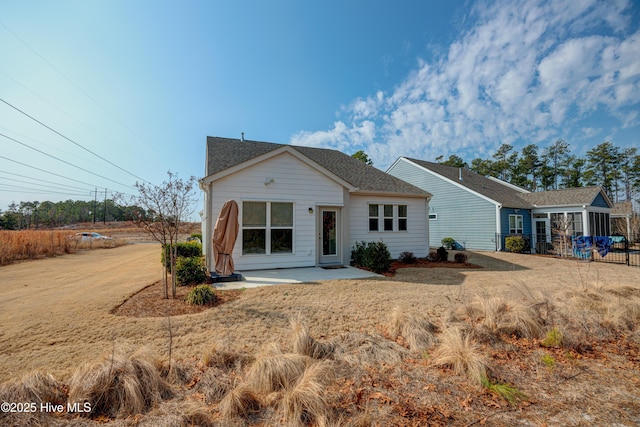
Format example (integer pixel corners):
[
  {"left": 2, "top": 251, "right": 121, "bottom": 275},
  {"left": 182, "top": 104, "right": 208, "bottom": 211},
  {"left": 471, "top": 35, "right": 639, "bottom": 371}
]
[
  {"left": 591, "top": 193, "right": 609, "bottom": 208},
  {"left": 388, "top": 159, "right": 498, "bottom": 251},
  {"left": 499, "top": 208, "right": 532, "bottom": 235}
]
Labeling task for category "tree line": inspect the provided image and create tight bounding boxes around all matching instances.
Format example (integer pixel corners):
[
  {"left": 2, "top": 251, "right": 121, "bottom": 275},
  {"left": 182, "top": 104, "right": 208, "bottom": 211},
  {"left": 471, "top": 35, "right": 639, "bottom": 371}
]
[
  {"left": 434, "top": 141, "right": 639, "bottom": 202},
  {"left": 0, "top": 199, "right": 148, "bottom": 230}
]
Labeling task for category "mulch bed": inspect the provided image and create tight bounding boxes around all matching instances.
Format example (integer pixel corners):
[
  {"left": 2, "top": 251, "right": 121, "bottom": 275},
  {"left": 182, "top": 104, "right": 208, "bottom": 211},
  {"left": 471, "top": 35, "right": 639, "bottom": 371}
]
[
  {"left": 383, "top": 258, "right": 482, "bottom": 276},
  {"left": 111, "top": 281, "right": 243, "bottom": 318}
]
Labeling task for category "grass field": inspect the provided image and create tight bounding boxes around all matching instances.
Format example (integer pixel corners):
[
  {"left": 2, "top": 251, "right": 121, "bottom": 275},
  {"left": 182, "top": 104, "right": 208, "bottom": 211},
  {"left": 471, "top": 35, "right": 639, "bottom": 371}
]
[{"left": 0, "top": 244, "right": 639, "bottom": 426}]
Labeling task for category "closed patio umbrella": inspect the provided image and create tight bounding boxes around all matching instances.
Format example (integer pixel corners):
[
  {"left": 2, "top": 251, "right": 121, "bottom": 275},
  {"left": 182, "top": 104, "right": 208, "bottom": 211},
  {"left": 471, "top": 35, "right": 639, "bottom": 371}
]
[{"left": 212, "top": 200, "right": 239, "bottom": 276}]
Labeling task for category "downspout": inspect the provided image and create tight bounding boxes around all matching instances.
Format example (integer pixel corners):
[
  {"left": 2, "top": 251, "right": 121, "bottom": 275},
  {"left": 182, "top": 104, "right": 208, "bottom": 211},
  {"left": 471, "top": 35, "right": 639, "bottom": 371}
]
[{"left": 496, "top": 204, "right": 502, "bottom": 251}]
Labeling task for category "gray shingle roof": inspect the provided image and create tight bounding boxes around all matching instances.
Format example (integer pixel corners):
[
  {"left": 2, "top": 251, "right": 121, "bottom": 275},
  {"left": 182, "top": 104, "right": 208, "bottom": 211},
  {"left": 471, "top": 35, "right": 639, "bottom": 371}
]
[
  {"left": 519, "top": 186, "right": 608, "bottom": 207},
  {"left": 403, "top": 157, "right": 611, "bottom": 209},
  {"left": 206, "top": 136, "right": 431, "bottom": 197},
  {"left": 403, "top": 158, "right": 532, "bottom": 208}
]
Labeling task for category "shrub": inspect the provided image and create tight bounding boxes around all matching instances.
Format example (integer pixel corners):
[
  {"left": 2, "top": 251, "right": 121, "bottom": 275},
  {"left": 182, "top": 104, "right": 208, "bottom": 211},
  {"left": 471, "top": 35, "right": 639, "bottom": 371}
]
[
  {"left": 161, "top": 241, "right": 202, "bottom": 270},
  {"left": 441, "top": 237, "right": 456, "bottom": 250},
  {"left": 398, "top": 251, "right": 417, "bottom": 264},
  {"left": 454, "top": 252, "right": 468, "bottom": 263},
  {"left": 505, "top": 236, "right": 526, "bottom": 253},
  {"left": 541, "top": 327, "right": 563, "bottom": 348},
  {"left": 176, "top": 256, "right": 209, "bottom": 286},
  {"left": 428, "top": 251, "right": 439, "bottom": 261},
  {"left": 186, "top": 285, "right": 217, "bottom": 305},
  {"left": 350, "top": 240, "right": 392, "bottom": 274},
  {"left": 437, "top": 246, "right": 449, "bottom": 262},
  {"left": 350, "top": 240, "right": 368, "bottom": 268}
]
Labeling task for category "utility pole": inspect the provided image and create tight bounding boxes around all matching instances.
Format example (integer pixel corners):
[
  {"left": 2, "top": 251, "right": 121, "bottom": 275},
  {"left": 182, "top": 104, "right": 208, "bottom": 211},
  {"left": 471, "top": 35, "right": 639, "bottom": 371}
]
[
  {"left": 93, "top": 188, "right": 97, "bottom": 223},
  {"left": 103, "top": 188, "right": 107, "bottom": 224}
]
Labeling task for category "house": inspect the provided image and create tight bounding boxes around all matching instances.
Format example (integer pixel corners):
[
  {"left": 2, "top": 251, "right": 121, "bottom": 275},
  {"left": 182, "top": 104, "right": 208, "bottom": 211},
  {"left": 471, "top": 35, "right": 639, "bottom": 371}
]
[
  {"left": 200, "top": 137, "right": 431, "bottom": 271},
  {"left": 386, "top": 157, "right": 613, "bottom": 253}
]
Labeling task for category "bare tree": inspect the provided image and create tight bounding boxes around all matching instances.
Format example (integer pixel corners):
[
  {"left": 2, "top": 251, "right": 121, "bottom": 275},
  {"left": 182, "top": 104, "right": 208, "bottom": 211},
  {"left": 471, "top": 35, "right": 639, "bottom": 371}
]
[{"left": 119, "top": 171, "right": 198, "bottom": 299}]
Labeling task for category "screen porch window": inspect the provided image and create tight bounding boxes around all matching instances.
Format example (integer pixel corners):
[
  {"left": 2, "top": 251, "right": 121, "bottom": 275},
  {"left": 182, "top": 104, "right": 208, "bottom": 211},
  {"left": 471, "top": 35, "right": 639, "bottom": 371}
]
[
  {"left": 509, "top": 214, "right": 523, "bottom": 234},
  {"left": 242, "top": 201, "right": 293, "bottom": 255}
]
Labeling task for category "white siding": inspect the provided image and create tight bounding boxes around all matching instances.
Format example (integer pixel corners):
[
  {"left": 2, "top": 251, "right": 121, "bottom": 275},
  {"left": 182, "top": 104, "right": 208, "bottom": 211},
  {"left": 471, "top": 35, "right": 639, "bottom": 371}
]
[
  {"left": 205, "top": 152, "right": 344, "bottom": 270},
  {"left": 349, "top": 194, "right": 430, "bottom": 259},
  {"left": 388, "top": 159, "right": 498, "bottom": 251}
]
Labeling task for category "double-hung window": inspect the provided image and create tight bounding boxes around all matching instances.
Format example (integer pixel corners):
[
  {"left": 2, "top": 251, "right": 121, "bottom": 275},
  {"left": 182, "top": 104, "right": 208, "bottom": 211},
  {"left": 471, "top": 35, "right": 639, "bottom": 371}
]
[
  {"left": 368, "top": 204, "right": 408, "bottom": 232},
  {"left": 509, "top": 214, "right": 523, "bottom": 234},
  {"left": 242, "top": 201, "right": 293, "bottom": 255}
]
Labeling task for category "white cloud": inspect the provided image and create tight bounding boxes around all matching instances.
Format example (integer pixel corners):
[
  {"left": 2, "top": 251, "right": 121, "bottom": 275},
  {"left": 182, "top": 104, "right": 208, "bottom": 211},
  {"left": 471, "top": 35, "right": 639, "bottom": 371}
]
[{"left": 292, "top": 0, "right": 640, "bottom": 169}]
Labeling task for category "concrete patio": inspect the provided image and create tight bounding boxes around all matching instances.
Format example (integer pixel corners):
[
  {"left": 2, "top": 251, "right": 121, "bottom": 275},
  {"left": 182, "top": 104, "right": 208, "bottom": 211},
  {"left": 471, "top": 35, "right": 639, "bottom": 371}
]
[{"left": 212, "top": 266, "right": 382, "bottom": 289}]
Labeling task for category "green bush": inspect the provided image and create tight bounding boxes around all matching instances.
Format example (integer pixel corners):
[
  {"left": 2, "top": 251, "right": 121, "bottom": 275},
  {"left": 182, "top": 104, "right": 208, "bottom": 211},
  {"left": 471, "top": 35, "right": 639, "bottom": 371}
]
[
  {"left": 350, "top": 240, "right": 392, "bottom": 274},
  {"left": 186, "top": 285, "right": 216, "bottom": 305},
  {"left": 505, "top": 236, "right": 526, "bottom": 253},
  {"left": 161, "top": 241, "right": 202, "bottom": 270},
  {"left": 436, "top": 246, "right": 449, "bottom": 262},
  {"left": 176, "top": 256, "right": 209, "bottom": 286},
  {"left": 441, "top": 237, "right": 456, "bottom": 250},
  {"left": 454, "top": 252, "right": 468, "bottom": 263},
  {"left": 399, "top": 251, "right": 417, "bottom": 264}
]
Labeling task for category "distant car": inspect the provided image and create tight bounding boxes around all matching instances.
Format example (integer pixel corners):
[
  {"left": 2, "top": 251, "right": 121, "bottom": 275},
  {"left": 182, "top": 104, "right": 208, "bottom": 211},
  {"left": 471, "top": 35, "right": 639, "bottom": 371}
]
[{"left": 76, "top": 232, "right": 113, "bottom": 241}]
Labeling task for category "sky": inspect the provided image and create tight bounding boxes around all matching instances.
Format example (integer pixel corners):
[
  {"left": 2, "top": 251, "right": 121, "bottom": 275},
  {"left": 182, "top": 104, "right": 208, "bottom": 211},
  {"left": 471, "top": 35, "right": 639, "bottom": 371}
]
[{"left": 1, "top": 0, "right": 639, "bottom": 217}]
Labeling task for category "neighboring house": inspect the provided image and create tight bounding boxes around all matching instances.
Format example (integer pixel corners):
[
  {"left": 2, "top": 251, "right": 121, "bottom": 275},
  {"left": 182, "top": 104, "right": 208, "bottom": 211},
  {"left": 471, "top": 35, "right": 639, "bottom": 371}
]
[
  {"left": 387, "top": 157, "right": 613, "bottom": 253},
  {"left": 200, "top": 137, "right": 431, "bottom": 271}
]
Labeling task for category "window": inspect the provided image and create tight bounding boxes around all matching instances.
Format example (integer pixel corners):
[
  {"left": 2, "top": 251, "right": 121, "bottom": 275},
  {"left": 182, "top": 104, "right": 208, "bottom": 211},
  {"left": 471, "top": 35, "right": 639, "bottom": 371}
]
[
  {"left": 567, "top": 212, "right": 583, "bottom": 236},
  {"left": 509, "top": 214, "right": 523, "bottom": 234},
  {"left": 398, "top": 205, "right": 408, "bottom": 231},
  {"left": 383, "top": 205, "right": 393, "bottom": 231},
  {"left": 589, "top": 212, "right": 610, "bottom": 236},
  {"left": 369, "top": 204, "right": 408, "bottom": 232},
  {"left": 242, "top": 201, "right": 293, "bottom": 255},
  {"left": 368, "top": 204, "right": 379, "bottom": 231}
]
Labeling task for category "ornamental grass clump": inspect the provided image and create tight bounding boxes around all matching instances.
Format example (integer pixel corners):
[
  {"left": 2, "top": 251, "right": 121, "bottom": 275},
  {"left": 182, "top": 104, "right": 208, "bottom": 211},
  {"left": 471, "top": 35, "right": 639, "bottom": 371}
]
[
  {"left": 432, "top": 327, "right": 488, "bottom": 386},
  {"left": 186, "top": 285, "right": 216, "bottom": 305}
]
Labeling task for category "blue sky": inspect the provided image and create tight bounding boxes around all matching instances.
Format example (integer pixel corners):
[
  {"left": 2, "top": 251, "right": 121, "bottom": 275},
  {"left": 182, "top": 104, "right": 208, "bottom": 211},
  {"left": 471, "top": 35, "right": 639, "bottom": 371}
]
[{"left": 1, "top": 0, "right": 639, "bottom": 216}]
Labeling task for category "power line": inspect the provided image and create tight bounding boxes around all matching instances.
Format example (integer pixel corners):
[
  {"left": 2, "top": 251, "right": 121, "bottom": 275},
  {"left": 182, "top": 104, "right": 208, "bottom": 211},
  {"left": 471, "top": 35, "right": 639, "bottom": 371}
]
[
  {"left": 0, "top": 97, "right": 149, "bottom": 184},
  {"left": 0, "top": 171, "right": 89, "bottom": 190},
  {"left": 0, "top": 21, "right": 161, "bottom": 164},
  {"left": 0, "top": 184, "right": 88, "bottom": 197},
  {"left": 0, "top": 170, "right": 92, "bottom": 192},
  {"left": 0, "top": 154, "right": 106, "bottom": 188},
  {"left": 0, "top": 132, "right": 133, "bottom": 188},
  {"left": 0, "top": 176, "right": 92, "bottom": 194}
]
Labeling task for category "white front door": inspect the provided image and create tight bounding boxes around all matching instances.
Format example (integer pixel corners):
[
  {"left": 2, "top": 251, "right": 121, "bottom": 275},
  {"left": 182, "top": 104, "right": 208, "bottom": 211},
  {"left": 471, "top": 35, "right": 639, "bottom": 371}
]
[{"left": 319, "top": 207, "right": 341, "bottom": 265}]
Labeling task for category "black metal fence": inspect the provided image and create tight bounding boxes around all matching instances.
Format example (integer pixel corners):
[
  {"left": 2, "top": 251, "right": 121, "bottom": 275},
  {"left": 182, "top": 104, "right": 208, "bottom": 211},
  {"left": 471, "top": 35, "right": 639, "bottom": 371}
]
[{"left": 496, "top": 233, "right": 640, "bottom": 268}]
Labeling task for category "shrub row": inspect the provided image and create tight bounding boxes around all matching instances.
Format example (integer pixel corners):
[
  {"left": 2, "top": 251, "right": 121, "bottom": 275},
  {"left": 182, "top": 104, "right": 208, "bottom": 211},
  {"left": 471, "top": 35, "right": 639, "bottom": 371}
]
[{"left": 350, "top": 240, "right": 392, "bottom": 274}]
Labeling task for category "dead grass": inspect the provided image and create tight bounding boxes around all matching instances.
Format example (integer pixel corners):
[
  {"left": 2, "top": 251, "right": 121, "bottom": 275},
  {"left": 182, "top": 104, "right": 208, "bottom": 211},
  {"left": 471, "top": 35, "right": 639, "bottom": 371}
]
[
  {"left": 0, "top": 229, "right": 129, "bottom": 266},
  {"left": 290, "top": 313, "right": 335, "bottom": 359},
  {"left": 68, "top": 347, "right": 172, "bottom": 418},
  {"left": 432, "top": 326, "right": 488, "bottom": 386},
  {"left": 0, "top": 370, "right": 67, "bottom": 426},
  {"left": 2, "top": 247, "right": 640, "bottom": 425},
  {"left": 278, "top": 361, "right": 333, "bottom": 426},
  {"left": 245, "top": 352, "right": 313, "bottom": 394},
  {"left": 386, "top": 306, "right": 438, "bottom": 350},
  {"left": 219, "top": 385, "right": 262, "bottom": 419}
]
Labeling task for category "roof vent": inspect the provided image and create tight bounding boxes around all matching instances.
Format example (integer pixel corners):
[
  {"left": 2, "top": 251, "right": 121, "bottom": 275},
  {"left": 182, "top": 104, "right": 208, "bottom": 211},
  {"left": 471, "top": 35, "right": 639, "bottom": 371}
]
[
  {"left": 459, "top": 168, "right": 463, "bottom": 181},
  {"left": 241, "top": 132, "right": 245, "bottom": 142}
]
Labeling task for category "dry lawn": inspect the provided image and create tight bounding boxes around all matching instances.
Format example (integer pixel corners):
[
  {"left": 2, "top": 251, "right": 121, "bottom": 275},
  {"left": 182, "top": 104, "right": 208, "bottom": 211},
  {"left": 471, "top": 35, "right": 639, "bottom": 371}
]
[{"left": 1, "top": 244, "right": 640, "bottom": 425}]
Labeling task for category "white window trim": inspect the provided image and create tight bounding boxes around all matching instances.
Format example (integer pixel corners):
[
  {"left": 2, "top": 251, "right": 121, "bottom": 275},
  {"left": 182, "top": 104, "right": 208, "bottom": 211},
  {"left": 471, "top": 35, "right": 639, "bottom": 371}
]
[
  {"left": 368, "top": 203, "right": 408, "bottom": 232},
  {"left": 241, "top": 201, "right": 295, "bottom": 255},
  {"left": 509, "top": 214, "right": 523, "bottom": 234}
]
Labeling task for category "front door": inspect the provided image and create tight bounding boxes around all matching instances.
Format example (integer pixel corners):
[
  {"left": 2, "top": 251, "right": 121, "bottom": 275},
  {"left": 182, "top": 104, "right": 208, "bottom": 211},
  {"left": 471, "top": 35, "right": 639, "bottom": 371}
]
[
  {"left": 319, "top": 207, "right": 340, "bottom": 265},
  {"left": 534, "top": 218, "right": 551, "bottom": 254}
]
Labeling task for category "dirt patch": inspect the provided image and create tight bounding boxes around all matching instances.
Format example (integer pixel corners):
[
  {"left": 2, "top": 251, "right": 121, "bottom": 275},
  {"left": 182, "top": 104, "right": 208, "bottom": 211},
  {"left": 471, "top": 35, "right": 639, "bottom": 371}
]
[{"left": 112, "top": 281, "right": 243, "bottom": 317}]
